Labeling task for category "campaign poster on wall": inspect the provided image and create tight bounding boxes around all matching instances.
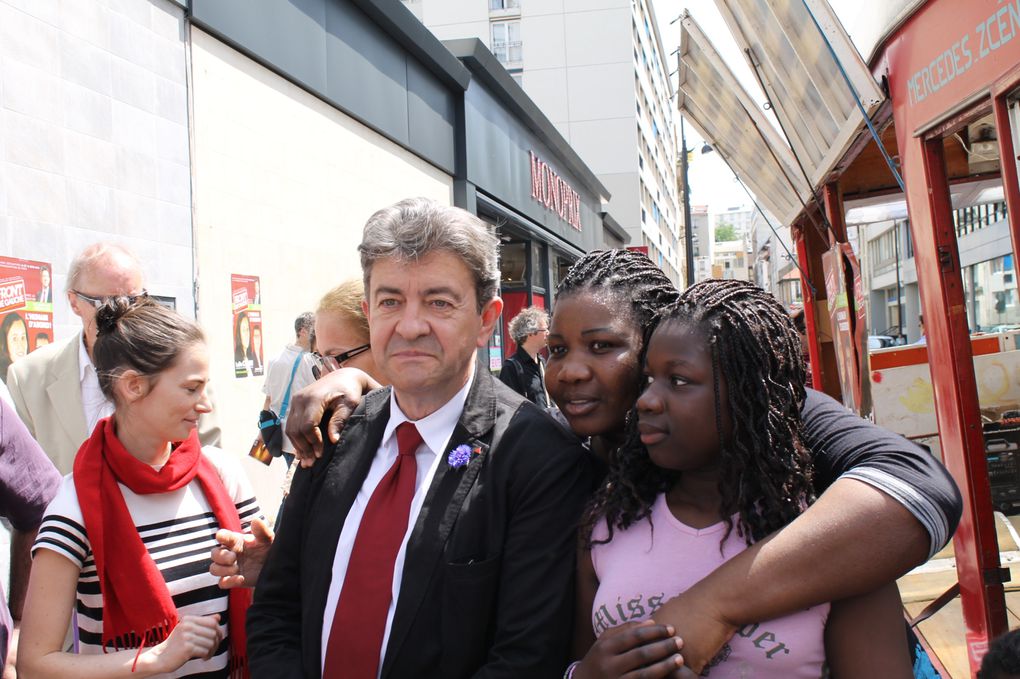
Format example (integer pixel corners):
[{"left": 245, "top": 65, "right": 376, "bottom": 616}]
[
  {"left": 230, "top": 274, "right": 264, "bottom": 379},
  {"left": 0, "top": 256, "right": 54, "bottom": 385}
]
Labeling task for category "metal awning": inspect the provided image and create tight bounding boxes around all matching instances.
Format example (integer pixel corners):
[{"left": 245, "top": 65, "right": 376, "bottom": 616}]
[
  {"left": 677, "top": 12, "right": 807, "bottom": 226},
  {"left": 715, "top": 0, "right": 885, "bottom": 189}
]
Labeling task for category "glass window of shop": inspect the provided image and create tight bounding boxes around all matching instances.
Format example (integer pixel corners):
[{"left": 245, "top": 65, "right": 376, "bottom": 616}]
[
  {"left": 487, "top": 225, "right": 565, "bottom": 363},
  {"left": 885, "top": 287, "right": 901, "bottom": 333},
  {"left": 551, "top": 254, "right": 573, "bottom": 293},
  {"left": 498, "top": 237, "right": 549, "bottom": 323}
]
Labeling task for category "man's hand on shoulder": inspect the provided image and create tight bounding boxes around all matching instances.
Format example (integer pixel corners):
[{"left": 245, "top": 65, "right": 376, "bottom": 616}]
[{"left": 286, "top": 368, "right": 379, "bottom": 467}]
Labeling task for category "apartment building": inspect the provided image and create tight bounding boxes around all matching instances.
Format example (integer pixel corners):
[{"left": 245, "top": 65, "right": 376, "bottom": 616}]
[{"left": 403, "top": 0, "right": 682, "bottom": 282}]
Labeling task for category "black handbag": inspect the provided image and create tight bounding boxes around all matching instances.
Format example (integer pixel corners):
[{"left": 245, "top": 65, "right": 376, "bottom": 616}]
[
  {"left": 258, "top": 409, "right": 285, "bottom": 457},
  {"left": 258, "top": 353, "right": 304, "bottom": 458}
]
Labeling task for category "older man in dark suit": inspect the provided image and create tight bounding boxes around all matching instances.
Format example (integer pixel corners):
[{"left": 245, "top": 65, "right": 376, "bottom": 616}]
[{"left": 246, "top": 198, "right": 594, "bottom": 678}]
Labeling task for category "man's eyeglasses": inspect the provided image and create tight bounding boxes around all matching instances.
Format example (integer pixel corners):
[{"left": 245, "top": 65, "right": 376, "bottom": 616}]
[
  {"left": 71, "top": 289, "right": 149, "bottom": 308},
  {"left": 312, "top": 344, "right": 370, "bottom": 376}
]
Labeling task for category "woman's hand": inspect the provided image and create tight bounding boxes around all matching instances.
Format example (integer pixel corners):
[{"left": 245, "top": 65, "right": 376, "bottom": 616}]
[
  {"left": 285, "top": 368, "right": 378, "bottom": 467},
  {"left": 147, "top": 614, "right": 222, "bottom": 674},
  {"left": 210, "top": 519, "right": 274, "bottom": 589},
  {"left": 573, "top": 620, "right": 693, "bottom": 679},
  {"left": 642, "top": 592, "right": 737, "bottom": 675}
]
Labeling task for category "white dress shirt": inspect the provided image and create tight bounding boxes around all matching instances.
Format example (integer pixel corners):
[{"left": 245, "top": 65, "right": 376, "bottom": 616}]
[
  {"left": 78, "top": 335, "right": 114, "bottom": 436},
  {"left": 321, "top": 370, "right": 475, "bottom": 674}
]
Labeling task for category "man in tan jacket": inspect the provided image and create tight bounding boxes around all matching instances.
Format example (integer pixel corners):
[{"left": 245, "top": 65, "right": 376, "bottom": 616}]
[{"left": 6, "top": 243, "right": 219, "bottom": 474}]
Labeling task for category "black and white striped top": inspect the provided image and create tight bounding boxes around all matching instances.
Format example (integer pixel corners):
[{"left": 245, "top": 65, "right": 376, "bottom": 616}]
[{"left": 33, "top": 447, "right": 262, "bottom": 678}]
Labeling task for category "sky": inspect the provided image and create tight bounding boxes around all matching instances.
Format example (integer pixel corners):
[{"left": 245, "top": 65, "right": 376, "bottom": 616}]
[{"left": 655, "top": 0, "right": 759, "bottom": 215}]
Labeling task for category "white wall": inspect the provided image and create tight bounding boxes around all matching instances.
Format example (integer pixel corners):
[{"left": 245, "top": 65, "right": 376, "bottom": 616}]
[
  {"left": 189, "top": 29, "right": 454, "bottom": 515},
  {"left": 415, "top": 0, "right": 489, "bottom": 46},
  {"left": 0, "top": 0, "right": 195, "bottom": 339}
]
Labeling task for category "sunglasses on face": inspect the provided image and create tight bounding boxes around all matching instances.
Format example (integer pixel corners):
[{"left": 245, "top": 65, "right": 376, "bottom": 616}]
[
  {"left": 72, "top": 289, "right": 149, "bottom": 308},
  {"left": 312, "top": 344, "right": 371, "bottom": 375}
]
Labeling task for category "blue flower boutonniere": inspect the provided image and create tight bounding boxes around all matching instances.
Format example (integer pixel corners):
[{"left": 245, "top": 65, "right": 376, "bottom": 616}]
[{"left": 448, "top": 444, "right": 481, "bottom": 469}]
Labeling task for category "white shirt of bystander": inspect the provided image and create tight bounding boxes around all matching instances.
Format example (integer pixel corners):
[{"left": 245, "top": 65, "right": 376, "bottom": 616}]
[{"left": 77, "top": 335, "right": 113, "bottom": 437}]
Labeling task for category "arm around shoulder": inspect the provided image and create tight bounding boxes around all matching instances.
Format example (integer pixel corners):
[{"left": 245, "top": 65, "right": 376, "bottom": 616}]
[{"left": 802, "top": 389, "right": 961, "bottom": 556}]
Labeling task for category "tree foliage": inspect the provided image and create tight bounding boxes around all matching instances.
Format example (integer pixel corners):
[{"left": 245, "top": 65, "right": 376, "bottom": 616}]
[{"left": 714, "top": 222, "right": 737, "bottom": 242}]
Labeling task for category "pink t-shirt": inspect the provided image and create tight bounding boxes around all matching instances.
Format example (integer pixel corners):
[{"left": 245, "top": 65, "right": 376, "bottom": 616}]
[{"left": 590, "top": 494, "right": 829, "bottom": 678}]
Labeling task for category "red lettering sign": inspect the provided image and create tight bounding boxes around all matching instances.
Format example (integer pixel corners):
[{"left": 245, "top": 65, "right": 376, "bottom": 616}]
[{"left": 529, "top": 151, "right": 582, "bottom": 231}]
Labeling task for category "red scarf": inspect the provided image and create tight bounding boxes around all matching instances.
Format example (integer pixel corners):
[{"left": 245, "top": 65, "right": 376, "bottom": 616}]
[{"left": 73, "top": 418, "right": 250, "bottom": 677}]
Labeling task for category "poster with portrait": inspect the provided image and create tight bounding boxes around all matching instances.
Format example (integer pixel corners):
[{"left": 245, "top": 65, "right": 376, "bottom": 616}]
[
  {"left": 0, "top": 256, "right": 54, "bottom": 384},
  {"left": 231, "top": 274, "right": 264, "bottom": 379}
]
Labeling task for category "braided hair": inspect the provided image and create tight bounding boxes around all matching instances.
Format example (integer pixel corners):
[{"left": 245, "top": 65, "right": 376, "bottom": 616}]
[
  {"left": 582, "top": 279, "right": 815, "bottom": 548},
  {"left": 556, "top": 248, "right": 678, "bottom": 342}
]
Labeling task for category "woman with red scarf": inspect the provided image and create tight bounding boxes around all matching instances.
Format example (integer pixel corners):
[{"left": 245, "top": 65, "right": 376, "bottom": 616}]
[{"left": 19, "top": 297, "right": 261, "bottom": 678}]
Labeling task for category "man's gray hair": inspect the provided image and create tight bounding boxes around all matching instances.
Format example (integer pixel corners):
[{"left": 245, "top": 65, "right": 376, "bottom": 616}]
[
  {"left": 359, "top": 198, "right": 500, "bottom": 311},
  {"left": 67, "top": 243, "right": 143, "bottom": 291},
  {"left": 508, "top": 306, "right": 549, "bottom": 345},
  {"left": 294, "top": 312, "right": 315, "bottom": 336}
]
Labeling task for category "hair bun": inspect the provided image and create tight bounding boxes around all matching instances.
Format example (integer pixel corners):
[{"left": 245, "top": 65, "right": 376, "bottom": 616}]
[{"left": 94, "top": 297, "right": 135, "bottom": 337}]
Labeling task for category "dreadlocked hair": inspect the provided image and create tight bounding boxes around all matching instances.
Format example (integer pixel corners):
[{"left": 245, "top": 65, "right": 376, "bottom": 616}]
[
  {"left": 581, "top": 279, "right": 815, "bottom": 549},
  {"left": 556, "top": 249, "right": 680, "bottom": 332}
]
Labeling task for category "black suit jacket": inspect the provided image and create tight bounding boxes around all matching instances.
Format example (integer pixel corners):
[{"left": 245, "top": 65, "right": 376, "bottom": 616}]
[{"left": 248, "top": 361, "right": 595, "bottom": 678}]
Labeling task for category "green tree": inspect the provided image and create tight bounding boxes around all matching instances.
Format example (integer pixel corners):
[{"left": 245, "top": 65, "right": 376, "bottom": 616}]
[{"left": 714, "top": 222, "right": 737, "bottom": 242}]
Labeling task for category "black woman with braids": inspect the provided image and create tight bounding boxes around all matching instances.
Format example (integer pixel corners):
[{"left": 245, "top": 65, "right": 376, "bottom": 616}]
[
  {"left": 215, "top": 248, "right": 959, "bottom": 677},
  {"left": 570, "top": 279, "right": 912, "bottom": 678}
]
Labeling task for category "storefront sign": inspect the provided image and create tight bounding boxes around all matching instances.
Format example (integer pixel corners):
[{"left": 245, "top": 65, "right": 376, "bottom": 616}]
[
  {"left": 0, "top": 256, "right": 54, "bottom": 385},
  {"left": 230, "top": 274, "right": 264, "bottom": 379},
  {"left": 529, "top": 151, "right": 582, "bottom": 231}
]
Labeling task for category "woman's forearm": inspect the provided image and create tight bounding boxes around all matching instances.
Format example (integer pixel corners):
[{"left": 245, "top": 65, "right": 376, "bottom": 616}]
[
  {"left": 21, "top": 647, "right": 171, "bottom": 679},
  {"left": 653, "top": 479, "right": 928, "bottom": 672},
  {"left": 707, "top": 478, "right": 926, "bottom": 620}
]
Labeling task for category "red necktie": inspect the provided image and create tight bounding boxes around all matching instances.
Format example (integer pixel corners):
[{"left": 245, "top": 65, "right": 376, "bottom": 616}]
[{"left": 323, "top": 421, "right": 423, "bottom": 679}]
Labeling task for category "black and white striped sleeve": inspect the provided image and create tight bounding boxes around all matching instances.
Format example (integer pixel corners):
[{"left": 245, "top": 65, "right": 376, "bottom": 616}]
[{"left": 33, "top": 480, "right": 90, "bottom": 569}]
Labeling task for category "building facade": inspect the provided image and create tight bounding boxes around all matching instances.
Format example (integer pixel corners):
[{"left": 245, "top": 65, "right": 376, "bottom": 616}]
[
  {"left": 711, "top": 206, "right": 754, "bottom": 240},
  {"left": 402, "top": 0, "right": 682, "bottom": 282},
  {"left": 1, "top": 0, "right": 610, "bottom": 516},
  {"left": 711, "top": 238, "right": 749, "bottom": 281},
  {"left": 689, "top": 204, "right": 710, "bottom": 283}
]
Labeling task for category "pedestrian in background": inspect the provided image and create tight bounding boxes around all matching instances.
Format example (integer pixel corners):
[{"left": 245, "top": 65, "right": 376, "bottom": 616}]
[
  {"left": 6, "top": 243, "right": 220, "bottom": 474},
  {"left": 499, "top": 306, "right": 550, "bottom": 408},
  {"left": 262, "top": 312, "right": 316, "bottom": 468}
]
